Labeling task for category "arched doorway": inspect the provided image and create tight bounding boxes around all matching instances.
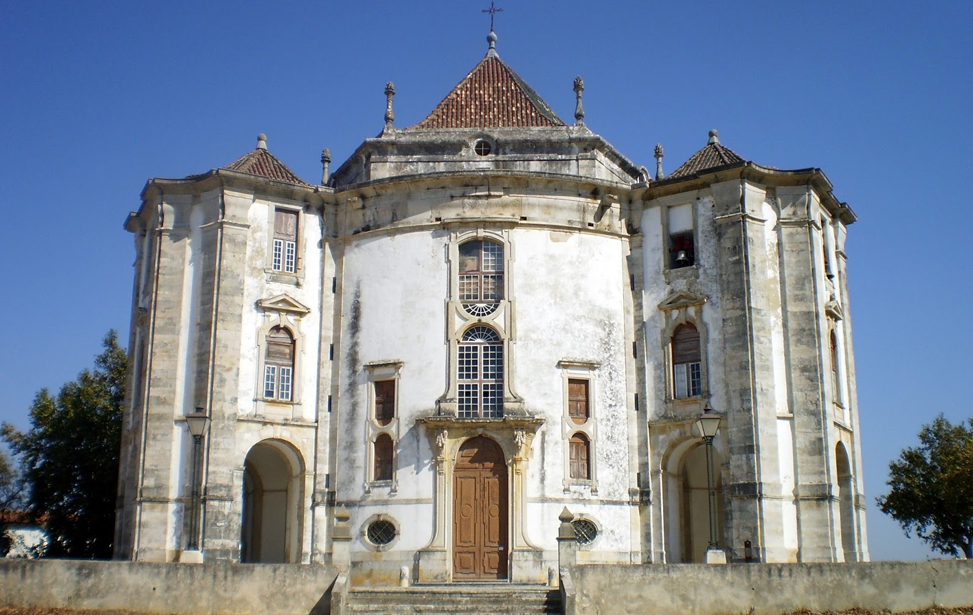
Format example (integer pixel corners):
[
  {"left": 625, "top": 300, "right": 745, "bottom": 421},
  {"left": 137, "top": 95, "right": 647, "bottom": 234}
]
[
  {"left": 453, "top": 436, "right": 508, "bottom": 580},
  {"left": 241, "top": 439, "right": 305, "bottom": 563},
  {"left": 835, "top": 442, "right": 856, "bottom": 561},
  {"left": 663, "top": 441, "right": 724, "bottom": 563}
]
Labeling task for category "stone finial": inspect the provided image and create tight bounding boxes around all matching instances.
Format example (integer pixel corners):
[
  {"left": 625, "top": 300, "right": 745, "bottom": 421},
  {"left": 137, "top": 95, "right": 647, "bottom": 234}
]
[
  {"left": 384, "top": 82, "right": 396, "bottom": 127},
  {"left": 708, "top": 129, "right": 720, "bottom": 145},
  {"left": 486, "top": 30, "right": 498, "bottom": 57},
  {"left": 654, "top": 143, "right": 664, "bottom": 180},
  {"left": 321, "top": 148, "right": 331, "bottom": 185},
  {"left": 573, "top": 76, "right": 585, "bottom": 126},
  {"left": 256, "top": 133, "right": 268, "bottom": 150},
  {"left": 557, "top": 507, "right": 576, "bottom": 541}
]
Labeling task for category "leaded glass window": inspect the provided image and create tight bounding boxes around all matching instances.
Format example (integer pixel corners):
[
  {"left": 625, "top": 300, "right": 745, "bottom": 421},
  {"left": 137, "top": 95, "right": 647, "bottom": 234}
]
[
  {"left": 457, "top": 326, "right": 503, "bottom": 418},
  {"left": 459, "top": 240, "right": 503, "bottom": 316}
]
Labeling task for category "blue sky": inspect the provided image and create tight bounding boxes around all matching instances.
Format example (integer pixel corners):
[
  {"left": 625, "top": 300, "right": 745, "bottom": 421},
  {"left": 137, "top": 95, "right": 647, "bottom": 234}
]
[{"left": 2, "top": 1, "right": 971, "bottom": 561}]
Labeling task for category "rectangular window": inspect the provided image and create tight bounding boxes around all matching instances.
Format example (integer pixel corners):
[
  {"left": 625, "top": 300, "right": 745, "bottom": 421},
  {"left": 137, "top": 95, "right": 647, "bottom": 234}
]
[
  {"left": 375, "top": 380, "right": 395, "bottom": 426},
  {"left": 674, "top": 362, "right": 702, "bottom": 398},
  {"left": 668, "top": 204, "right": 695, "bottom": 269},
  {"left": 481, "top": 383, "right": 503, "bottom": 418},
  {"left": 278, "top": 367, "right": 292, "bottom": 401},
  {"left": 568, "top": 379, "right": 589, "bottom": 424},
  {"left": 273, "top": 209, "right": 298, "bottom": 273},
  {"left": 458, "top": 346, "right": 478, "bottom": 380},
  {"left": 264, "top": 365, "right": 277, "bottom": 398},
  {"left": 458, "top": 384, "right": 478, "bottom": 418}
]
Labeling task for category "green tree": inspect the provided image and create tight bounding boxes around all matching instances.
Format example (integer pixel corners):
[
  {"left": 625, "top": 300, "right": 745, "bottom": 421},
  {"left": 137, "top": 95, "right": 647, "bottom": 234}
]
[
  {"left": 877, "top": 414, "right": 973, "bottom": 558},
  {"left": 0, "top": 449, "right": 27, "bottom": 555},
  {"left": 1, "top": 331, "right": 126, "bottom": 558}
]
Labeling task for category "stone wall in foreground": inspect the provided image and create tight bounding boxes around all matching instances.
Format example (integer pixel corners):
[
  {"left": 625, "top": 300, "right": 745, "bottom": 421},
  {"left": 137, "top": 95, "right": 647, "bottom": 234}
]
[
  {"left": 2, "top": 558, "right": 971, "bottom": 615},
  {"left": 564, "top": 560, "right": 973, "bottom": 615},
  {"left": 0, "top": 559, "right": 338, "bottom": 615}
]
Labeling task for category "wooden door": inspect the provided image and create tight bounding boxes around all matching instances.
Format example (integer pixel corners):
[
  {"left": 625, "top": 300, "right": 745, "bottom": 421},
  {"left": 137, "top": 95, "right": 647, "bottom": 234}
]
[{"left": 453, "top": 437, "right": 508, "bottom": 580}]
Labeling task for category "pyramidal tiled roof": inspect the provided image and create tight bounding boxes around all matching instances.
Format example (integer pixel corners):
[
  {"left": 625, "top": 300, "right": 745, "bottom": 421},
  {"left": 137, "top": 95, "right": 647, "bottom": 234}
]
[
  {"left": 668, "top": 131, "right": 746, "bottom": 179},
  {"left": 409, "top": 50, "right": 565, "bottom": 130},
  {"left": 218, "top": 134, "right": 310, "bottom": 185}
]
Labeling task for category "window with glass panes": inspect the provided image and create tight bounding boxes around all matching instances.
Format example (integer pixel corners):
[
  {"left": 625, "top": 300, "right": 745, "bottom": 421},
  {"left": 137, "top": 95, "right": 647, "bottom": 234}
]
[
  {"left": 264, "top": 326, "right": 295, "bottom": 401},
  {"left": 458, "top": 240, "right": 503, "bottom": 316},
  {"left": 671, "top": 324, "right": 702, "bottom": 398},
  {"left": 272, "top": 209, "right": 298, "bottom": 273},
  {"left": 457, "top": 326, "right": 503, "bottom": 418}
]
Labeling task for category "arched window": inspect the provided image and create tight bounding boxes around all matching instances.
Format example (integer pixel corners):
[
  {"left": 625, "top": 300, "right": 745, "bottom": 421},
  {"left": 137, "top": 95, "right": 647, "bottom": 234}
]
[
  {"left": 374, "top": 434, "right": 394, "bottom": 482},
  {"left": 672, "top": 324, "right": 702, "bottom": 399},
  {"left": 459, "top": 240, "right": 503, "bottom": 316},
  {"left": 264, "top": 326, "right": 295, "bottom": 401},
  {"left": 458, "top": 326, "right": 503, "bottom": 418},
  {"left": 569, "top": 433, "right": 591, "bottom": 480}
]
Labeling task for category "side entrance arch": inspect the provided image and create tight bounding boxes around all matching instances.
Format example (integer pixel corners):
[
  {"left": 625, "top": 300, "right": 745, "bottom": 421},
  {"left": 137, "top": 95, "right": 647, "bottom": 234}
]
[
  {"left": 453, "top": 436, "right": 508, "bottom": 580},
  {"left": 240, "top": 439, "right": 305, "bottom": 563}
]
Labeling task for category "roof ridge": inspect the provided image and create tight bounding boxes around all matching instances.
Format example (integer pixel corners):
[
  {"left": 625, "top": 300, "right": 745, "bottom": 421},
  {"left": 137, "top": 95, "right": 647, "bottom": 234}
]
[
  {"left": 667, "top": 140, "right": 747, "bottom": 180},
  {"left": 219, "top": 147, "right": 311, "bottom": 186},
  {"left": 408, "top": 54, "right": 565, "bottom": 130}
]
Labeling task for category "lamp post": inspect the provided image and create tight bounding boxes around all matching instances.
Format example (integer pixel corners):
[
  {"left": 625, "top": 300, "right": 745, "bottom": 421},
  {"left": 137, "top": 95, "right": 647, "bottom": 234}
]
[
  {"left": 185, "top": 409, "right": 210, "bottom": 552},
  {"left": 695, "top": 405, "right": 725, "bottom": 564}
]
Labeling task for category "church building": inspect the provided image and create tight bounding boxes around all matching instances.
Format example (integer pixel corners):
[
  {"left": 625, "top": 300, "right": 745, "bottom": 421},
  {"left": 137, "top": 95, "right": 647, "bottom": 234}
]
[{"left": 114, "top": 28, "right": 868, "bottom": 582}]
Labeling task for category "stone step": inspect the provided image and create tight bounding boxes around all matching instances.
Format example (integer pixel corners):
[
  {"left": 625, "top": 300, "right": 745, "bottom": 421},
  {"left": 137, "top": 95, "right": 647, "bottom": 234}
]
[{"left": 345, "top": 584, "right": 562, "bottom": 614}]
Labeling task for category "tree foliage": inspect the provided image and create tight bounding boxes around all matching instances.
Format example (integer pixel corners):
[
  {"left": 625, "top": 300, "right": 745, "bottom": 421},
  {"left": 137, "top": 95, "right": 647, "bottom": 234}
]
[
  {"left": 877, "top": 414, "right": 973, "bottom": 558},
  {"left": 1, "top": 331, "right": 126, "bottom": 558}
]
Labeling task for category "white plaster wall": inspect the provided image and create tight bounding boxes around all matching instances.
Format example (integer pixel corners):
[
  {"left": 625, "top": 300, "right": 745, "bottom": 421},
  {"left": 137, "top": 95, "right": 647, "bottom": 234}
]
[
  {"left": 511, "top": 228, "right": 632, "bottom": 552},
  {"left": 336, "top": 229, "right": 449, "bottom": 527}
]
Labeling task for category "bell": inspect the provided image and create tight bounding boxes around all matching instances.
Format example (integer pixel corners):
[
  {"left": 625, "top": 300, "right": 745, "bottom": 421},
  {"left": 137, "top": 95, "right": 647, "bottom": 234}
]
[{"left": 675, "top": 250, "right": 690, "bottom": 266}]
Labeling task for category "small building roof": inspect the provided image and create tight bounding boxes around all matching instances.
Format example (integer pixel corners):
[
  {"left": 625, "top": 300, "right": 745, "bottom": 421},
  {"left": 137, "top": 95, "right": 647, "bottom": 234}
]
[
  {"left": 408, "top": 39, "right": 565, "bottom": 130},
  {"left": 214, "top": 133, "right": 310, "bottom": 186},
  {"left": 667, "top": 130, "right": 745, "bottom": 179}
]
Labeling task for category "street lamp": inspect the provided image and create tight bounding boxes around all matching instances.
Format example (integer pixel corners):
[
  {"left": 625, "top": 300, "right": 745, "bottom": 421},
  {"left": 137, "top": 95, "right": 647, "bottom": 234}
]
[
  {"left": 185, "top": 408, "right": 210, "bottom": 552},
  {"left": 694, "top": 404, "right": 724, "bottom": 564}
]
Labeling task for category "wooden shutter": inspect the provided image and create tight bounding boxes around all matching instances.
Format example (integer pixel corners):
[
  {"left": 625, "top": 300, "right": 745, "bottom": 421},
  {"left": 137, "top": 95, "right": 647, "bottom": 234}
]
[
  {"left": 672, "top": 324, "right": 700, "bottom": 364},
  {"left": 374, "top": 434, "right": 394, "bottom": 481},
  {"left": 274, "top": 209, "right": 298, "bottom": 240},
  {"left": 375, "top": 380, "right": 395, "bottom": 426},
  {"left": 568, "top": 379, "right": 589, "bottom": 424},
  {"left": 569, "top": 435, "right": 590, "bottom": 480}
]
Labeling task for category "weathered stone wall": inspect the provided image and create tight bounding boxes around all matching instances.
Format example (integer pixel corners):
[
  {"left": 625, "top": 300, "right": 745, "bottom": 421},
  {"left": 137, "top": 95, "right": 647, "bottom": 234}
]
[
  {"left": 0, "top": 559, "right": 338, "bottom": 615},
  {"left": 567, "top": 560, "right": 973, "bottom": 615}
]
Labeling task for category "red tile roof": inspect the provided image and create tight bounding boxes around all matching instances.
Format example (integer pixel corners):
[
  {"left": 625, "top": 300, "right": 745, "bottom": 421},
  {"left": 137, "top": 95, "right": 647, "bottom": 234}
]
[
  {"left": 668, "top": 139, "right": 745, "bottom": 179},
  {"left": 410, "top": 55, "right": 565, "bottom": 130},
  {"left": 221, "top": 147, "right": 310, "bottom": 186}
]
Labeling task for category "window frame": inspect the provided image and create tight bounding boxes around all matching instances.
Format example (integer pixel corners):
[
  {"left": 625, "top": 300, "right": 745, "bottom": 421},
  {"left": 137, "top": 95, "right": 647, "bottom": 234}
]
[
  {"left": 671, "top": 323, "right": 702, "bottom": 399},
  {"left": 458, "top": 239, "right": 504, "bottom": 317},
  {"left": 364, "top": 360, "right": 403, "bottom": 491},
  {"left": 665, "top": 203, "right": 696, "bottom": 270},
  {"left": 457, "top": 326, "right": 504, "bottom": 419},
  {"left": 262, "top": 326, "right": 296, "bottom": 402},
  {"left": 372, "top": 433, "right": 395, "bottom": 482}
]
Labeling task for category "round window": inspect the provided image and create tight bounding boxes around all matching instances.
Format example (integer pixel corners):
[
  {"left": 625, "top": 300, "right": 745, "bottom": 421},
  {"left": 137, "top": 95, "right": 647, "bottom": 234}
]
[
  {"left": 474, "top": 140, "right": 492, "bottom": 156},
  {"left": 573, "top": 519, "right": 598, "bottom": 545},
  {"left": 366, "top": 519, "right": 396, "bottom": 546}
]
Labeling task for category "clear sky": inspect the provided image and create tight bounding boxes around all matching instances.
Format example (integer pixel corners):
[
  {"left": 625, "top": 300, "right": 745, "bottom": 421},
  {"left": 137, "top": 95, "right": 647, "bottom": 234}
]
[{"left": 2, "top": 1, "right": 971, "bottom": 562}]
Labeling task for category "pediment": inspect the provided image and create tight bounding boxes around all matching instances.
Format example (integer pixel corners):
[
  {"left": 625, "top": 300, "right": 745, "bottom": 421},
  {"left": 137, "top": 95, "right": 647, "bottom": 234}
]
[
  {"left": 257, "top": 294, "right": 311, "bottom": 315},
  {"left": 658, "top": 290, "right": 707, "bottom": 312}
]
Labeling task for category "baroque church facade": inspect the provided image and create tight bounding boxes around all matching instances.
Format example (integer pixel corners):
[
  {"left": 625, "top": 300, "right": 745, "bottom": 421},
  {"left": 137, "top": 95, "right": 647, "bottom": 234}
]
[{"left": 114, "top": 30, "right": 868, "bottom": 582}]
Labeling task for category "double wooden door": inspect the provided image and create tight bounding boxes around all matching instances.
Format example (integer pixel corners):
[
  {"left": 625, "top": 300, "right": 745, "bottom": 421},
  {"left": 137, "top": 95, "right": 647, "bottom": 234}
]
[{"left": 453, "top": 437, "right": 508, "bottom": 580}]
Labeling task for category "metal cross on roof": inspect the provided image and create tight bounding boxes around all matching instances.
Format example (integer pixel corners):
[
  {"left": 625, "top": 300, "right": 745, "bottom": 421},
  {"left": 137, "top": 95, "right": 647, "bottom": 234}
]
[{"left": 482, "top": 2, "right": 503, "bottom": 31}]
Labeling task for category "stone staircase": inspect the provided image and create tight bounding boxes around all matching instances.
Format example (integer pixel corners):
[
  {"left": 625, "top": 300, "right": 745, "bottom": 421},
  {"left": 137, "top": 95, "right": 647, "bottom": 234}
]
[{"left": 344, "top": 584, "right": 563, "bottom": 614}]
